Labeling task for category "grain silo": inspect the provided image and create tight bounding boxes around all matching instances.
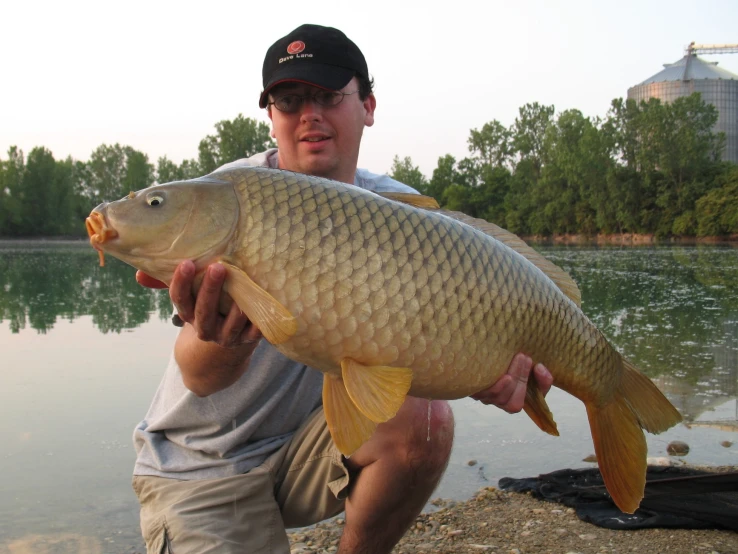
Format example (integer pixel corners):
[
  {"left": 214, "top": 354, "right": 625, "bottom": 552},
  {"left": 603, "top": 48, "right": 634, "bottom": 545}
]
[{"left": 627, "top": 43, "right": 738, "bottom": 163}]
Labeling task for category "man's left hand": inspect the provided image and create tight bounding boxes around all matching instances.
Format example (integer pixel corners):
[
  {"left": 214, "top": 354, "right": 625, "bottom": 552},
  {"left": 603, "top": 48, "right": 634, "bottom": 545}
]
[{"left": 470, "top": 354, "right": 553, "bottom": 413}]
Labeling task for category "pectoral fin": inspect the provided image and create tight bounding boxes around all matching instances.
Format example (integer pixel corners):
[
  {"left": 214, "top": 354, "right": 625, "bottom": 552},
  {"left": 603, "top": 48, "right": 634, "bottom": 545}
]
[
  {"left": 341, "top": 358, "right": 413, "bottom": 423},
  {"left": 323, "top": 374, "right": 378, "bottom": 456},
  {"left": 523, "top": 376, "right": 559, "bottom": 436},
  {"left": 219, "top": 261, "right": 297, "bottom": 345}
]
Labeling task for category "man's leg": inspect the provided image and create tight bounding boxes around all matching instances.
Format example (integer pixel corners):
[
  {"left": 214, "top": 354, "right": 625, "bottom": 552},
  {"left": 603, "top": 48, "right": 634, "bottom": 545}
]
[
  {"left": 339, "top": 397, "right": 455, "bottom": 554},
  {"left": 133, "top": 469, "right": 291, "bottom": 554}
]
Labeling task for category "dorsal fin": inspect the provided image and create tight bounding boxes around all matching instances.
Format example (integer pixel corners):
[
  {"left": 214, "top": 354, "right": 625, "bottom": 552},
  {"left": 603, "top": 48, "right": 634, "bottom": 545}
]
[
  {"left": 437, "top": 210, "right": 582, "bottom": 307},
  {"left": 376, "top": 192, "right": 440, "bottom": 209}
]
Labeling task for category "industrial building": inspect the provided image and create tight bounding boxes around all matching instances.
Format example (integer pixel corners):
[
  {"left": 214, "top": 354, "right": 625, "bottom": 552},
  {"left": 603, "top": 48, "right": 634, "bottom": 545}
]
[{"left": 627, "top": 43, "right": 738, "bottom": 164}]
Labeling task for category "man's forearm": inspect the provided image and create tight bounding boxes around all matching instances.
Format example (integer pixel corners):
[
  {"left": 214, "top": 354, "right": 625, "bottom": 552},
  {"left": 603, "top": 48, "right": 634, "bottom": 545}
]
[{"left": 175, "top": 325, "right": 256, "bottom": 396}]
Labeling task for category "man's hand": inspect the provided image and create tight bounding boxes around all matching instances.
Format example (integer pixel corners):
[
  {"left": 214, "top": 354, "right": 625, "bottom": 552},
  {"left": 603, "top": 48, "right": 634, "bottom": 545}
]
[
  {"left": 137, "top": 261, "right": 262, "bottom": 349},
  {"left": 470, "top": 354, "right": 553, "bottom": 413},
  {"left": 137, "top": 261, "right": 263, "bottom": 396}
]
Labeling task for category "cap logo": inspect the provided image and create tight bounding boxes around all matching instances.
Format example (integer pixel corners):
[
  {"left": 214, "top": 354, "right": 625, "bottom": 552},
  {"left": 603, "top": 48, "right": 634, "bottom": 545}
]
[{"left": 287, "top": 41, "right": 305, "bottom": 55}]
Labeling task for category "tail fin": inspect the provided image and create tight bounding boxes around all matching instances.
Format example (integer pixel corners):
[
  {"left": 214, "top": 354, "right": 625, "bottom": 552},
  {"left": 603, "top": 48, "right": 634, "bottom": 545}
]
[{"left": 586, "top": 358, "right": 682, "bottom": 514}]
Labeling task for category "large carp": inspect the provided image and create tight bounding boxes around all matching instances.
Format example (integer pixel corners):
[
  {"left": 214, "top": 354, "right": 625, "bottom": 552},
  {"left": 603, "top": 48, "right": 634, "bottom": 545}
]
[{"left": 86, "top": 166, "right": 681, "bottom": 513}]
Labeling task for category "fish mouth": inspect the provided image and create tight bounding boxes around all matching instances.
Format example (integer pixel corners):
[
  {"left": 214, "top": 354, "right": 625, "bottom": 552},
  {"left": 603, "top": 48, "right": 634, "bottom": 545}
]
[{"left": 85, "top": 210, "right": 118, "bottom": 266}]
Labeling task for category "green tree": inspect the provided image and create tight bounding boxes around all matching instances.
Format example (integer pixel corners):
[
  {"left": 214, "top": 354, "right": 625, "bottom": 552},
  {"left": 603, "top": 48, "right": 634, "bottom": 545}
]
[
  {"left": 388, "top": 155, "right": 428, "bottom": 193},
  {"left": 123, "top": 147, "right": 155, "bottom": 192},
  {"left": 79, "top": 143, "right": 127, "bottom": 205},
  {"left": 198, "top": 114, "right": 275, "bottom": 174},
  {"left": 468, "top": 120, "right": 513, "bottom": 169},
  {"left": 695, "top": 166, "right": 738, "bottom": 236},
  {"left": 0, "top": 146, "right": 26, "bottom": 235},
  {"left": 512, "top": 102, "right": 555, "bottom": 179},
  {"left": 79, "top": 144, "right": 154, "bottom": 205},
  {"left": 21, "top": 147, "right": 61, "bottom": 236},
  {"left": 426, "top": 155, "right": 461, "bottom": 203}
]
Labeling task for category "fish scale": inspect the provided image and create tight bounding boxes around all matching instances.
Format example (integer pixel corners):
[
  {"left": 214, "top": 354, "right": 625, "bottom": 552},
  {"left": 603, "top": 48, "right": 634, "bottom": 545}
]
[{"left": 86, "top": 165, "right": 682, "bottom": 513}]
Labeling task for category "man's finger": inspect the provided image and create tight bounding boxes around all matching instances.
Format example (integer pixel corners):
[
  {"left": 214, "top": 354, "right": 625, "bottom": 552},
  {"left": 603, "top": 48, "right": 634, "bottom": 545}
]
[
  {"left": 170, "top": 261, "right": 197, "bottom": 323},
  {"left": 533, "top": 364, "right": 554, "bottom": 396},
  {"left": 193, "top": 263, "right": 226, "bottom": 341},
  {"left": 136, "top": 270, "right": 168, "bottom": 289}
]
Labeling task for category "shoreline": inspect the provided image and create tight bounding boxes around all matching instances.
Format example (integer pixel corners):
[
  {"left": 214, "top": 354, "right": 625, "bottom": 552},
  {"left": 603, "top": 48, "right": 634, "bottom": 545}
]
[
  {"left": 523, "top": 233, "right": 738, "bottom": 246},
  {"left": 2, "top": 234, "right": 737, "bottom": 247},
  {"left": 289, "top": 465, "right": 738, "bottom": 554}
]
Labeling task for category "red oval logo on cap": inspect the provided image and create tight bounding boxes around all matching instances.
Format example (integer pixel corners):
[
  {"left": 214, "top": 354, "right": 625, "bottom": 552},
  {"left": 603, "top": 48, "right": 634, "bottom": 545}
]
[{"left": 287, "top": 41, "right": 305, "bottom": 55}]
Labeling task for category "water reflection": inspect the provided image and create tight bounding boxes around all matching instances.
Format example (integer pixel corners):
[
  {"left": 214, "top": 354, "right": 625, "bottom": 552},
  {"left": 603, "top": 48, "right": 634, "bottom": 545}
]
[
  {"left": 0, "top": 241, "right": 171, "bottom": 334},
  {"left": 542, "top": 245, "right": 738, "bottom": 424}
]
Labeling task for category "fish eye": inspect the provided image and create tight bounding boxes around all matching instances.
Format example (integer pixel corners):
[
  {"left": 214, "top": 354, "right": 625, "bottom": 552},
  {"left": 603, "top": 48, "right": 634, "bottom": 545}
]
[{"left": 147, "top": 195, "right": 164, "bottom": 207}]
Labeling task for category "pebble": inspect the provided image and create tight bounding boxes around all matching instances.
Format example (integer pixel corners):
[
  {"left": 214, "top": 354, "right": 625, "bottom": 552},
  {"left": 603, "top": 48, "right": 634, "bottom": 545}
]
[
  {"left": 582, "top": 454, "right": 597, "bottom": 462},
  {"left": 647, "top": 456, "right": 673, "bottom": 466},
  {"left": 667, "top": 440, "right": 690, "bottom": 456},
  {"left": 721, "top": 440, "right": 733, "bottom": 448},
  {"left": 579, "top": 533, "right": 598, "bottom": 541},
  {"left": 467, "top": 459, "right": 478, "bottom": 466}
]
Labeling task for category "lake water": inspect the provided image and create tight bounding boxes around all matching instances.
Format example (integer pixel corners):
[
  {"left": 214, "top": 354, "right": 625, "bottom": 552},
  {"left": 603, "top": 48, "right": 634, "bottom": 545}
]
[{"left": 1, "top": 241, "right": 736, "bottom": 553}]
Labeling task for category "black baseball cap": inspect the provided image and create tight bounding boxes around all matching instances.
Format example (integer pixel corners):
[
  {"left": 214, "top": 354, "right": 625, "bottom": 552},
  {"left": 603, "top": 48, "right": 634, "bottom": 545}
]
[{"left": 259, "top": 24, "right": 369, "bottom": 108}]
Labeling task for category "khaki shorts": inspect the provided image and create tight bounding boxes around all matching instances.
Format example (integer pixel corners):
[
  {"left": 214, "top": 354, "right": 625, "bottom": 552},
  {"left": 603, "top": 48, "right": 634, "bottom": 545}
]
[{"left": 132, "top": 408, "right": 352, "bottom": 554}]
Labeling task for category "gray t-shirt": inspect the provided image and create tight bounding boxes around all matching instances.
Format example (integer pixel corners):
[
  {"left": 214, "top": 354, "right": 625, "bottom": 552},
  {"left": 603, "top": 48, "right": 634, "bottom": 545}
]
[{"left": 133, "top": 149, "right": 419, "bottom": 479}]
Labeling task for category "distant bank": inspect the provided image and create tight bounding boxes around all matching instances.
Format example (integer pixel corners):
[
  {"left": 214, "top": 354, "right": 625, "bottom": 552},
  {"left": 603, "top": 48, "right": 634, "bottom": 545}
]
[{"left": 524, "top": 234, "right": 738, "bottom": 246}]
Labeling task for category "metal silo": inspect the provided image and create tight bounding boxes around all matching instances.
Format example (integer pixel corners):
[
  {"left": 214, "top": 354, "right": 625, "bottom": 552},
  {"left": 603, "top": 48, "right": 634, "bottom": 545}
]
[{"left": 627, "top": 43, "right": 738, "bottom": 164}]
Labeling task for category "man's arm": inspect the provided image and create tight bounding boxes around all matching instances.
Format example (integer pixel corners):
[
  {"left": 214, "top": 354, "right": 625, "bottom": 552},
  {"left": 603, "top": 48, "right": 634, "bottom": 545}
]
[{"left": 139, "top": 260, "right": 262, "bottom": 397}]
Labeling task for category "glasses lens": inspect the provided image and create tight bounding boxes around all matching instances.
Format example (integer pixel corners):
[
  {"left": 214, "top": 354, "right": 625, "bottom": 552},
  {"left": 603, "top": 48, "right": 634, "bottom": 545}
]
[
  {"left": 315, "top": 91, "right": 343, "bottom": 107},
  {"left": 275, "top": 94, "right": 300, "bottom": 113}
]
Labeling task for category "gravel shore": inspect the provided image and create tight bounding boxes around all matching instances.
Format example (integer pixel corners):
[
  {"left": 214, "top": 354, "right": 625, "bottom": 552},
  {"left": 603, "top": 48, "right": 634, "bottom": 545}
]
[{"left": 289, "top": 483, "right": 738, "bottom": 554}]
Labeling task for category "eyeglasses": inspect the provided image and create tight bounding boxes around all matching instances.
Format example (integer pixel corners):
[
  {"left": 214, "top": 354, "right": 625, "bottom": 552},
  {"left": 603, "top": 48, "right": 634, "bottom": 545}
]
[{"left": 268, "top": 90, "right": 360, "bottom": 113}]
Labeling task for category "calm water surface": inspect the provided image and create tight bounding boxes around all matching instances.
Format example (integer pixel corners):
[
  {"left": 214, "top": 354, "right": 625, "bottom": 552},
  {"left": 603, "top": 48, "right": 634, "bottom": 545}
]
[{"left": 1, "top": 241, "right": 736, "bottom": 552}]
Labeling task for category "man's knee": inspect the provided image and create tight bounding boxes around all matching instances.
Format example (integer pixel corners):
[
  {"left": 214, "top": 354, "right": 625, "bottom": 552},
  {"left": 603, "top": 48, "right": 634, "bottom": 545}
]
[
  {"left": 380, "top": 398, "right": 454, "bottom": 472},
  {"left": 403, "top": 398, "right": 454, "bottom": 470}
]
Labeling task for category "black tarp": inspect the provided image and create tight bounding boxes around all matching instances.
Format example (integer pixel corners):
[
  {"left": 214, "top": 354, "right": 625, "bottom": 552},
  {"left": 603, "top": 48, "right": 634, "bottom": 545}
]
[{"left": 499, "top": 466, "right": 738, "bottom": 531}]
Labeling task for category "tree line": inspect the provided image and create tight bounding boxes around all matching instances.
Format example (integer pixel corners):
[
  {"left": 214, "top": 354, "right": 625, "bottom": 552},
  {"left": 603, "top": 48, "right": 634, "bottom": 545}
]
[
  {"left": 391, "top": 94, "right": 737, "bottom": 238},
  {"left": 0, "top": 115, "right": 275, "bottom": 237},
  {"left": 1, "top": 93, "right": 736, "bottom": 238}
]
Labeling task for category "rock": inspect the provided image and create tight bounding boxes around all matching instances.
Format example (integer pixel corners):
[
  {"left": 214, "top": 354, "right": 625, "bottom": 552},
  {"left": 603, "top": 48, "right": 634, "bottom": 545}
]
[
  {"left": 647, "top": 456, "right": 674, "bottom": 466},
  {"left": 667, "top": 440, "right": 690, "bottom": 456},
  {"left": 467, "top": 459, "right": 478, "bottom": 466},
  {"left": 721, "top": 440, "right": 733, "bottom": 448},
  {"left": 579, "top": 533, "right": 597, "bottom": 541},
  {"left": 582, "top": 454, "right": 597, "bottom": 462}
]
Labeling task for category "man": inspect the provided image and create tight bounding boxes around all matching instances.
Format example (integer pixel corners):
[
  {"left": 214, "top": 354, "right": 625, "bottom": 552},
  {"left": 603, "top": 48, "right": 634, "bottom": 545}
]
[{"left": 133, "top": 24, "right": 553, "bottom": 554}]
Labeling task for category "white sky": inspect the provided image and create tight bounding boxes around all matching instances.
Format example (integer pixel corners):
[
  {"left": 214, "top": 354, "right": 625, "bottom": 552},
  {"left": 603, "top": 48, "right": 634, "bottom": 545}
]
[{"left": 2, "top": 0, "right": 737, "bottom": 177}]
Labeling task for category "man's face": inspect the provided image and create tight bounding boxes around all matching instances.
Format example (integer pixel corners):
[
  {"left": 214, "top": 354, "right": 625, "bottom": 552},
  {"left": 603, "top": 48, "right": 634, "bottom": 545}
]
[{"left": 267, "top": 77, "right": 376, "bottom": 184}]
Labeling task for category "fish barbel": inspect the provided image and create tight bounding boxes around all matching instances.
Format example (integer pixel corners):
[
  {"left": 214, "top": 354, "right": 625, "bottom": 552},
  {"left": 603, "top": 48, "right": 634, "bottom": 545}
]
[{"left": 86, "top": 166, "right": 682, "bottom": 513}]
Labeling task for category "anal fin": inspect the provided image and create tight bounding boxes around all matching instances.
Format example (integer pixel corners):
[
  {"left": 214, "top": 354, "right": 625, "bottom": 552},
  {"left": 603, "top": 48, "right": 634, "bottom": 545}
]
[
  {"left": 341, "top": 358, "right": 413, "bottom": 423},
  {"left": 523, "top": 376, "right": 559, "bottom": 436},
  {"left": 323, "top": 374, "right": 377, "bottom": 456}
]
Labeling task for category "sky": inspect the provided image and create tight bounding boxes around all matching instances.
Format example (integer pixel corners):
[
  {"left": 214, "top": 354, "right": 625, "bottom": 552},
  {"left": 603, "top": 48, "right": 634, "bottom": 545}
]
[{"left": 2, "top": 0, "right": 737, "bottom": 178}]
